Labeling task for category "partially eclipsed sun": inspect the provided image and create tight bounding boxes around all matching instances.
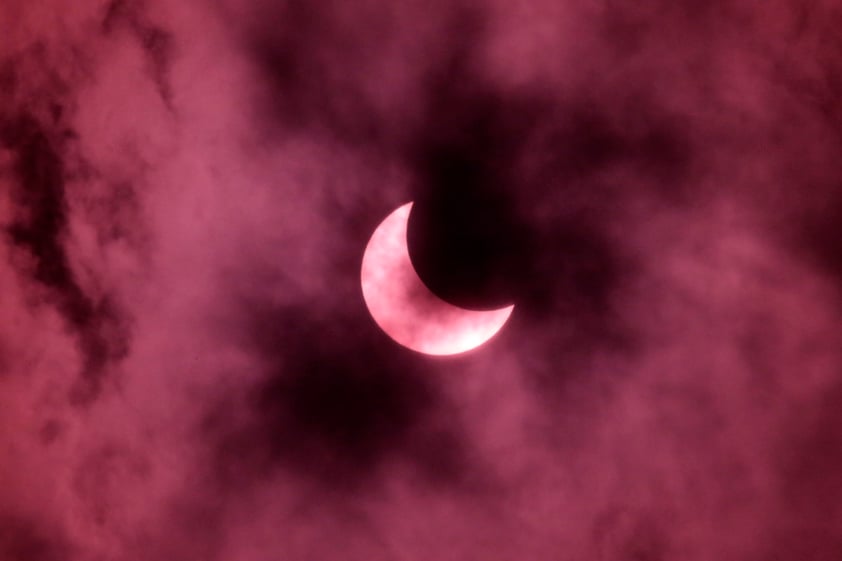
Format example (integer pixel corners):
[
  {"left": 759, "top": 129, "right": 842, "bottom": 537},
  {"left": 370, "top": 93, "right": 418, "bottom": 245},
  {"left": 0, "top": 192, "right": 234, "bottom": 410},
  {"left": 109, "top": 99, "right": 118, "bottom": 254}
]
[{"left": 360, "top": 202, "right": 514, "bottom": 356}]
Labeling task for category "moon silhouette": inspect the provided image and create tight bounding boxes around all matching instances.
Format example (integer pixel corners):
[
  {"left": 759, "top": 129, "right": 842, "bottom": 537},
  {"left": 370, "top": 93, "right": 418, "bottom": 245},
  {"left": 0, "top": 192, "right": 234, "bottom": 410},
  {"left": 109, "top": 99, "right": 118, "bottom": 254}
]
[{"left": 360, "top": 202, "right": 514, "bottom": 356}]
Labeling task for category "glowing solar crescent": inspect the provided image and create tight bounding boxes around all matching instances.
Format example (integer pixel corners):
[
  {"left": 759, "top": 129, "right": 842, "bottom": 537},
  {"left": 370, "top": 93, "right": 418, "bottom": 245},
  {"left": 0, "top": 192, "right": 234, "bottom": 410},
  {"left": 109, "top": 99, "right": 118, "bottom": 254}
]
[{"left": 360, "top": 202, "right": 514, "bottom": 356}]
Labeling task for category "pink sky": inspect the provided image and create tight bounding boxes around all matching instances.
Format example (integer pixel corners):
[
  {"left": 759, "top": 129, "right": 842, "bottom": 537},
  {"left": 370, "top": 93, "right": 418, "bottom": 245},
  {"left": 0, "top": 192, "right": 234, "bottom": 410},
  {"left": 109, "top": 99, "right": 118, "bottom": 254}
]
[{"left": 2, "top": 0, "right": 842, "bottom": 559}]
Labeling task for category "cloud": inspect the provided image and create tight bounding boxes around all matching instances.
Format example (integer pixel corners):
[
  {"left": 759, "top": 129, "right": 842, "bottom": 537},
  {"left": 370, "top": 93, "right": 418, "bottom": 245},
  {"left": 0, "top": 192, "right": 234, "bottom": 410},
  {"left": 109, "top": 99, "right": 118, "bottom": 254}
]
[{"left": 1, "top": 0, "right": 842, "bottom": 559}]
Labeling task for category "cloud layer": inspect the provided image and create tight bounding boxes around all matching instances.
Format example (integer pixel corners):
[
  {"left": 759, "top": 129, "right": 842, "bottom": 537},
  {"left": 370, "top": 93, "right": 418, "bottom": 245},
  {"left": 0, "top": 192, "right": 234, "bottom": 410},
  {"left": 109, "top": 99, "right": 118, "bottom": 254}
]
[{"left": 2, "top": 0, "right": 842, "bottom": 559}]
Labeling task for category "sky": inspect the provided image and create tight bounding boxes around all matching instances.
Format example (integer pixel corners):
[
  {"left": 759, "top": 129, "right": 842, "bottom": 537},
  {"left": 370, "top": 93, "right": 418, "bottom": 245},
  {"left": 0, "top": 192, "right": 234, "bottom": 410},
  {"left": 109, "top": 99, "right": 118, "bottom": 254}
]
[{"left": 1, "top": 0, "right": 842, "bottom": 559}]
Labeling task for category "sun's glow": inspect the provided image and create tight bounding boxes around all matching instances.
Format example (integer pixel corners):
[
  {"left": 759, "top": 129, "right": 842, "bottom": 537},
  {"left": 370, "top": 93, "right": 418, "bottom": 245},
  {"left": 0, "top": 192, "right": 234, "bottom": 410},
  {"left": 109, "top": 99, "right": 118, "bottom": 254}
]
[{"left": 360, "top": 202, "right": 514, "bottom": 356}]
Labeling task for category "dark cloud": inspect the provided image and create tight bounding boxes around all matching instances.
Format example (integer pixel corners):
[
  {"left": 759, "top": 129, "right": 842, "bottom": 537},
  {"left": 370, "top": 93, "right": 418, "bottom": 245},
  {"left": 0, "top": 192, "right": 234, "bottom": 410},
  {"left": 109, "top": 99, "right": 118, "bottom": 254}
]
[
  {"left": 102, "top": 0, "right": 176, "bottom": 106},
  {"left": 2, "top": 114, "right": 71, "bottom": 293},
  {"left": 405, "top": 92, "right": 649, "bottom": 320},
  {"left": 797, "top": 187, "right": 842, "bottom": 282},
  {"left": 592, "top": 506, "right": 672, "bottom": 561},
  {"left": 248, "top": 0, "right": 405, "bottom": 146},
  {"left": 249, "top": 0, "right": 689, "bottom": 329},
  {"left": 0, "top": 111, "right": 129, "bottom": 402},
  {"left": 767, "top": 381, "right": 842, "bottom": 560},
  {"left": 0, "top": 514, "right": 67, "bottom": 561},
  {"left": 405, "top": 59, "right": 548, "bottom": 310},
  {"left": 209, "top": 300, "right": 470, "bottom": 492}
]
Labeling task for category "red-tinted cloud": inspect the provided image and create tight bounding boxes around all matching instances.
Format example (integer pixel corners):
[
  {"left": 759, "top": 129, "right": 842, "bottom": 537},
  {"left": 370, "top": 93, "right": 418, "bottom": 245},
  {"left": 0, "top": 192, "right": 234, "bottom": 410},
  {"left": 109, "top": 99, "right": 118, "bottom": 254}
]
[{"left": 2, "top": 0, "right": 842, "bottom": 559}]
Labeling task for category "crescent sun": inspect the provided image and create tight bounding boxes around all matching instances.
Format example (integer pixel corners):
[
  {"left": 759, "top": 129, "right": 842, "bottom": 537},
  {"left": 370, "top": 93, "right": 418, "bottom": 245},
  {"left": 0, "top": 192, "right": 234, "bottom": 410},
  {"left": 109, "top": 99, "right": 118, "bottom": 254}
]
[{"left": 360, "top": 202, "right": 514, "bottom": 356}]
